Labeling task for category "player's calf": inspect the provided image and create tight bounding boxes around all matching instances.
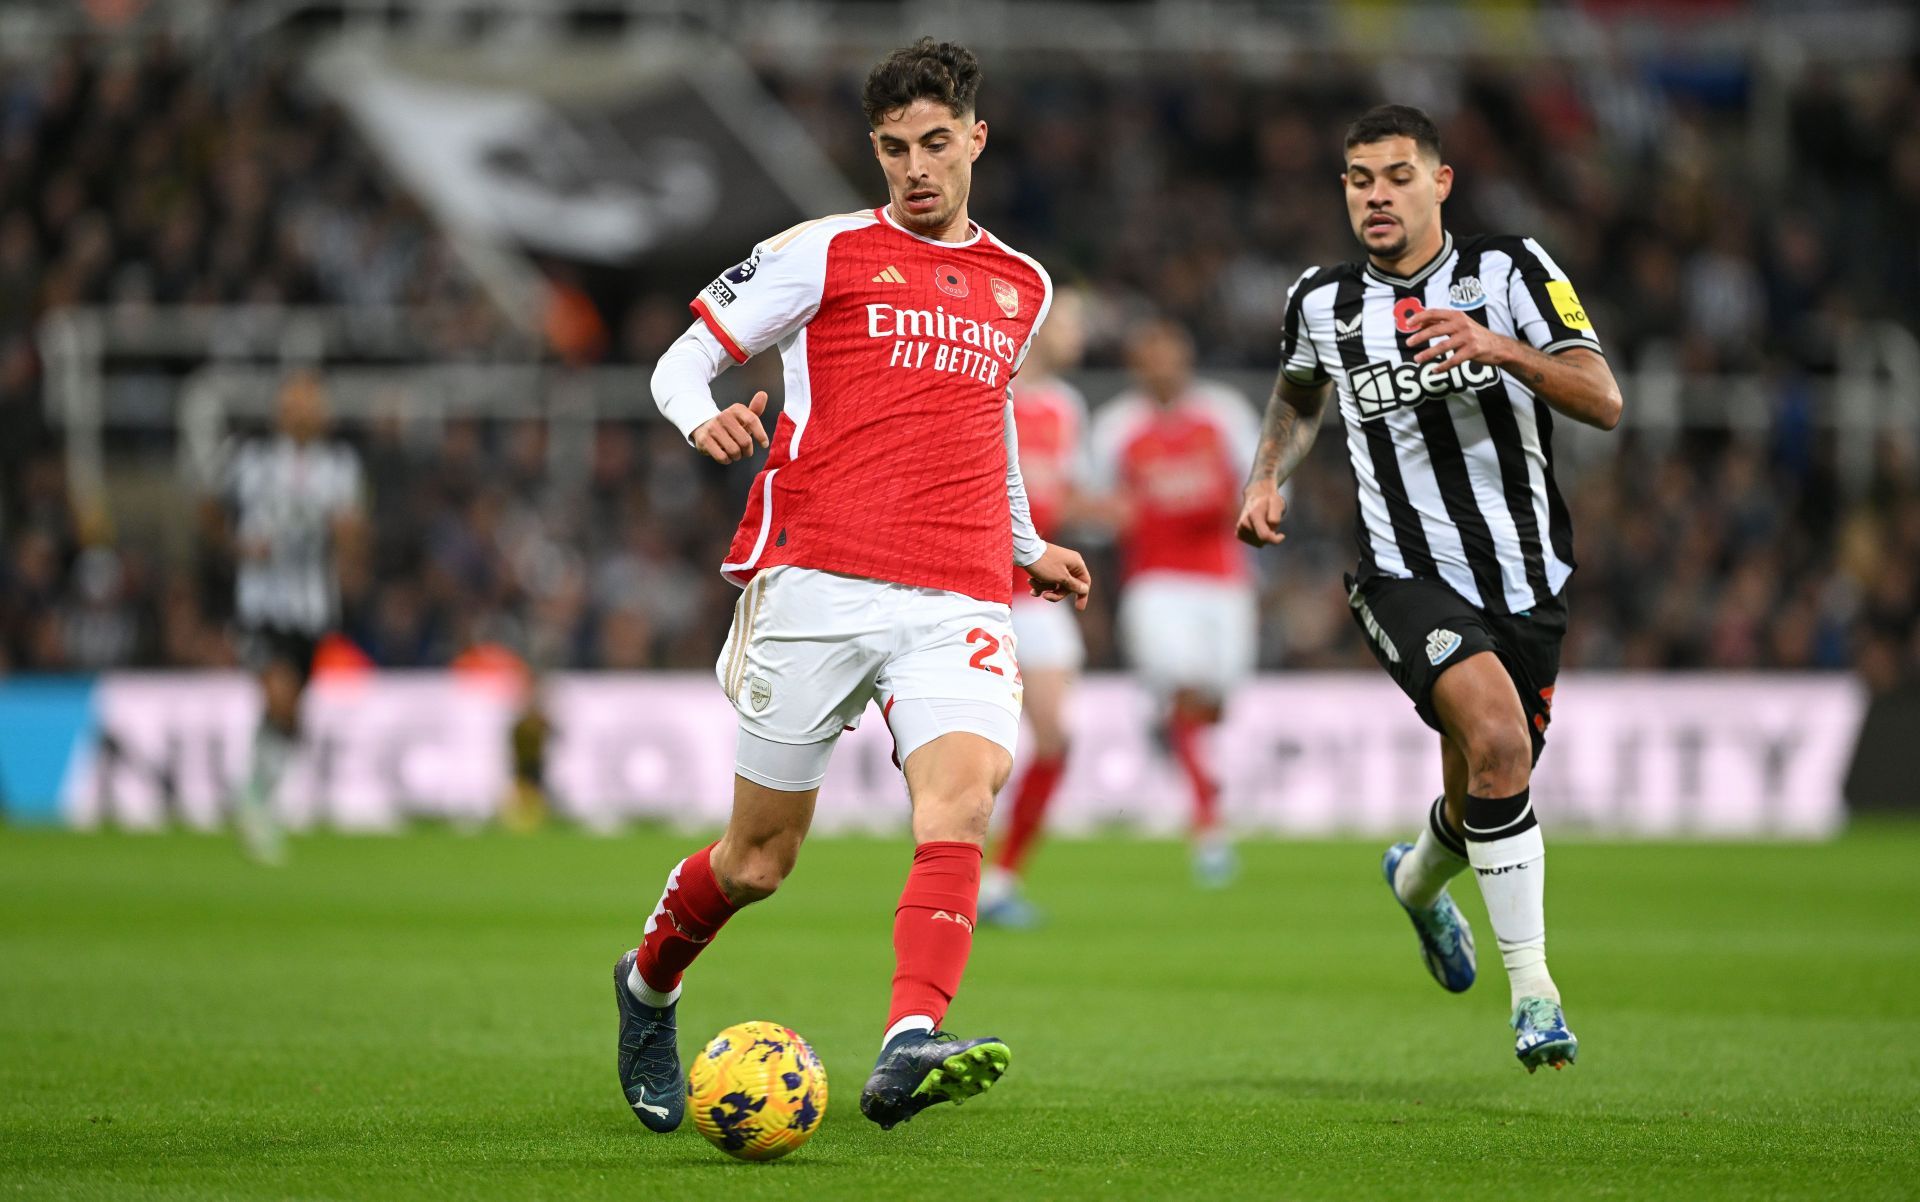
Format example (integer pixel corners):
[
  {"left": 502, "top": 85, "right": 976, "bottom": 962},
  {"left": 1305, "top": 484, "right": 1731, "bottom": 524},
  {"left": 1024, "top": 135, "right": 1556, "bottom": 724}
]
[
  {"left": 1462, "top": 787, "right": 1558, "bottom": 1006},
  {"left": 865, "top": 791, "right": 1012, "bottom": 1128}
]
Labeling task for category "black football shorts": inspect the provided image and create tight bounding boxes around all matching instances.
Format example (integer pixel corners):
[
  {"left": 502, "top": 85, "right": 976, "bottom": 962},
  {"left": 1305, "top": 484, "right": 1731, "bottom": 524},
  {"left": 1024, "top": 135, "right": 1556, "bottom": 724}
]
[
  {"left": 1344, "top": 573, "right": 1566, "bottom": 762},
  {"left": 238, "top": 625, "right": 321, "bottom": 689}
]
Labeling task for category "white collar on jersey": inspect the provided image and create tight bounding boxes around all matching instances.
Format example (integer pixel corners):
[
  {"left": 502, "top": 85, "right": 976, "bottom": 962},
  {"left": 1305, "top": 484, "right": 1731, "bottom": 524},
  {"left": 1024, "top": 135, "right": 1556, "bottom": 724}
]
[
  {"left": 878, "top": 204, "right": 983, "bottom": 248},
  {"left": 1364, "top": 230, "right": 1455, "bottom": 288}
]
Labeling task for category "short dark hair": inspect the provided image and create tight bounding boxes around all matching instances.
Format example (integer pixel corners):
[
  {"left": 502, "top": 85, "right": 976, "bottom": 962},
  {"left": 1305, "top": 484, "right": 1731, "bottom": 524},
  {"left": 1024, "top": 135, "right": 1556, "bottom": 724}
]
[
  {"left": 1344, "top": 104, "right": 1443, "bottom": 162},
  {"left": 862, "top": 38, "right": 982, "bottom": 127}
]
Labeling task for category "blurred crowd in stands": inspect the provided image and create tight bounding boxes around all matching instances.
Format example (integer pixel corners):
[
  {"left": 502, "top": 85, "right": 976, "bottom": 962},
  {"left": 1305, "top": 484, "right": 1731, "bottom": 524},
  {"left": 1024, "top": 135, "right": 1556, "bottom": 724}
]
[{"left": 1, "top": 35, "right": 1917, "bottom": 692}]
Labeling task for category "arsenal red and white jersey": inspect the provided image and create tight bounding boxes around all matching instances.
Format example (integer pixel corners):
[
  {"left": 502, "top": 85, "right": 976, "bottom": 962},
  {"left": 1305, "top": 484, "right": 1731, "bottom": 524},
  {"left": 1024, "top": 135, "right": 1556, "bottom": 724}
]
[
  {"left": 1090, "top": 382, "right": 1260, "bottom": 583},
  {"left": 1007, "top": 376, "right": 1087, "bottom": 595},
  {"left": 691, "top": 207, "right": 1053, "bottom": 604}
]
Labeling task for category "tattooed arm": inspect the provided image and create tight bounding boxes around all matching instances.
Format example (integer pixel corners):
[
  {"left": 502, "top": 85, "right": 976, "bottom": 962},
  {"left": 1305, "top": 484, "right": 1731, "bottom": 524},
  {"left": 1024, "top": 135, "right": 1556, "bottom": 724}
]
[
  {"left": 1236, "top": 372, "right": 1331, "bottom": 548},
  {"left": 1490, "top": 344, "right": 1622, "bottom": 430}
]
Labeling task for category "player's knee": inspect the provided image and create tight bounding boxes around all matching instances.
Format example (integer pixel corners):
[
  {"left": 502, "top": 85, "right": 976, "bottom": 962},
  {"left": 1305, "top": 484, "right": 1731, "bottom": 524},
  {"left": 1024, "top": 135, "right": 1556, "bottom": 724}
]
[
  {"left": 1170, "top": 689, "right": 1220, "bottom": 724},
  {"left": 262, "top": 674, "right": 302, "bottom": 730},
  {"left": 263, "top": 701, "right": 301, "bottom": 740},
  {"left": 713, "top": 837, "right": 800, "bottom": 904},
  {"left": 911, "top": 784, "right": 995, "bottom": 845},
  {"left": 1464, "top": 721, "right": 1532, "bottom": 796}
]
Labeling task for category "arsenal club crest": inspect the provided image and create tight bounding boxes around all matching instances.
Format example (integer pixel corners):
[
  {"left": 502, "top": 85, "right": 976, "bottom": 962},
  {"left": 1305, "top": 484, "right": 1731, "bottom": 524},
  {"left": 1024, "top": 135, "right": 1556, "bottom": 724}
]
[
  {"left": 990, "top": 277, "right": 1019, "bottom": 318},
  {"left": 935, "top": 265, "right": 969, "bottom": 298}
]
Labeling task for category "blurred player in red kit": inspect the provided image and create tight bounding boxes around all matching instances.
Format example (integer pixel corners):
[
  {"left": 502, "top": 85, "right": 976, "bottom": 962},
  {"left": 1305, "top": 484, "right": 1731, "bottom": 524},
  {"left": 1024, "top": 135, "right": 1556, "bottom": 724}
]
[
  {"left": 1090, "top": 319, "right": 1261, "bottom": 886},
  {"left": 979, "top": 289, "right": 1092, "bottom": 928},
  {"left": 620, "top": 39, "right": 1091, "bottom": 1134}
]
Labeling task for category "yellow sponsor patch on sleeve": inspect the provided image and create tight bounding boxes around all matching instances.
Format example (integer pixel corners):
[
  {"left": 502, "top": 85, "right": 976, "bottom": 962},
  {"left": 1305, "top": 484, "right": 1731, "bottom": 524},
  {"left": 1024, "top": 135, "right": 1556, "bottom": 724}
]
[{"left": 1545, "top": 280, "right": 1591, "bottom": 331}]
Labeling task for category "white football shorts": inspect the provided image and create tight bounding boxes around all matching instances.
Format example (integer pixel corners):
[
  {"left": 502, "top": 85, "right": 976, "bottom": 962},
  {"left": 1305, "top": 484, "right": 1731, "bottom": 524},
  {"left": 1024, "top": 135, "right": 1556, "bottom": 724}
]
[
  {"left": 1118, "top": 571, "right": 1258, "bottom": 701},
  {"left": 716, "top": 566, "right": 1023, "bottom": 791},
  {"left": 1009, "top": 594, "right": 1085, "bottom": 673}
]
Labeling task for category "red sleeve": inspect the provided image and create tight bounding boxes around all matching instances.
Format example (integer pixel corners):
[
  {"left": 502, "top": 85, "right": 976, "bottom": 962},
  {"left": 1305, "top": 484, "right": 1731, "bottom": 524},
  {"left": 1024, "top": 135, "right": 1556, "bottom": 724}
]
[{"left": 690, "top": 296, "right": 749, "bottom": 365}]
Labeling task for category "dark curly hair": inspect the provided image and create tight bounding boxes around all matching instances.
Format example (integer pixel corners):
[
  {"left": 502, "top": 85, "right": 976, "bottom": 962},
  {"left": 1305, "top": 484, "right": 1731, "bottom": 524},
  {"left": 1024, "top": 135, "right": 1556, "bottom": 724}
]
[
  {"left": 862, "top": 38, "right": 982, "bottom": 127},
  {"left": 1344, "top": 104, "right": 1443, "bottom": 162}
]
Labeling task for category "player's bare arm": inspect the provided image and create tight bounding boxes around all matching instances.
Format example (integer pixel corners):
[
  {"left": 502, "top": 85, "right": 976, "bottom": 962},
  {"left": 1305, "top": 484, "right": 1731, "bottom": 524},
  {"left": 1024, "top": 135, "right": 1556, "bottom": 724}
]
[
  {"left": 1406, "top": 309, "right": 1623, "bottom": 430},
  {"left": 1236, "top": 374, "right": 1330, "bottom": 548},
  {"left": 690, "top": 391, "right": 771, "bottom": 464}
]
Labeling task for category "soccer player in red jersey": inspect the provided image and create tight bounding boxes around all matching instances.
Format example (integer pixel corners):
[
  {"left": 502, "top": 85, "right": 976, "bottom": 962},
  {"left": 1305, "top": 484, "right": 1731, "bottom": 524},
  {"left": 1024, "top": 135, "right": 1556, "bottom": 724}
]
[
  {"left": 618, "top": 39, "right": 1091, "bottom": 1134},
  {"left": 980, "top": 290, "right": 1092, "bottom": 928},
  {"left": 1090, "top": 319, "right": 1262, "bottom": 886}
]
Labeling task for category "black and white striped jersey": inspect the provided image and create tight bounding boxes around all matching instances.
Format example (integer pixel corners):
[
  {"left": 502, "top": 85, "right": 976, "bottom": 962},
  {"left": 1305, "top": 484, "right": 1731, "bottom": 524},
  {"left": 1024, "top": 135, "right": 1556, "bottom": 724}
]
[
  {"left": 222, "top": 435, "right": 363, "bottom": 635},
  {"left": 1280, "top": 231, "right": 1601, "bottom": 616}
]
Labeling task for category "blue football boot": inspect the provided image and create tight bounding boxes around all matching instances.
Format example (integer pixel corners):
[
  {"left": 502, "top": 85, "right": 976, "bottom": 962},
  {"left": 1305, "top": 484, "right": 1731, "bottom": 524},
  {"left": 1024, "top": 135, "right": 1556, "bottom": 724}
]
[
  {"left": 979, "top": 889, "right": 1045, "bottom": 930},
  {"left": 859, "top": 1029, "right": 1012, "bottom": 1130},
  {"left": 1381, "top": 842, "right": 1477, "bottom": 993},
  {"left": 1512, "top": 996, "right": 1578, "bottom": 1073},
  {"left": 1192, "top": 835, "right": 1239, "bottom": 890},
  {"left": 614, "top": 949, "right": 685, "bottom": 1131}
]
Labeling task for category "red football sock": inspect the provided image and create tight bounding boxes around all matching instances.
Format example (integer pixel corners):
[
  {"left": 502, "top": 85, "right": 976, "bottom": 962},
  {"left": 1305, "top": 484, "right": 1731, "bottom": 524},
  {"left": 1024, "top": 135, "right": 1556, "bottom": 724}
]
[
  {"left": 992, "top": 752, "right": 1067, "bottom": 874},
  {"left": 634, "top": 843, "right": 739, "bottom": 995},
  {"left": 1168, "top": 714, "right": 1220, "bottom": 835},
  {"left": 887, "top": 840, "right": 983, "bottom": 1033}
]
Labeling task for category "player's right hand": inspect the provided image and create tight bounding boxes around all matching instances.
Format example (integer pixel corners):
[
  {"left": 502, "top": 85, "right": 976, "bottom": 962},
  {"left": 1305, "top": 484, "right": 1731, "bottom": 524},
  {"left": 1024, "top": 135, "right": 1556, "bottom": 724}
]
[
  {"left": 692, "top": 391, "right": 771, "bottom": 464},
  {"left": 1235, "top": 482, "right": 1287, "bottom": 547},
  {"left": 1024, "top": 542, "right": 1093, "bottom": 611}
]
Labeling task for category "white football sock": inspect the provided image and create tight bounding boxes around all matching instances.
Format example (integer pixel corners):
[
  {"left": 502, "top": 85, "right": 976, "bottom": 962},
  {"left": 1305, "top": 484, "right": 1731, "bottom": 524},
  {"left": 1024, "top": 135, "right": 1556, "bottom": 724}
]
[
  {"left": 980, "top": 865, "right": 1017, "bottom": 907},
  {"left": 881, "top": 1014, "right": 934, "bottom": 1051},
  {"left": 1465, "top": 823, "right": 1559, "bottom": 1007},
  {"left": 1393, "top": 799, "right": 1470, "bottom": 910},
  {"left": 243, "top": 724, "right": 295, "bottom": 809},
  {"left": 627, "top": 962, "right": 680, "bottom": 1009}
]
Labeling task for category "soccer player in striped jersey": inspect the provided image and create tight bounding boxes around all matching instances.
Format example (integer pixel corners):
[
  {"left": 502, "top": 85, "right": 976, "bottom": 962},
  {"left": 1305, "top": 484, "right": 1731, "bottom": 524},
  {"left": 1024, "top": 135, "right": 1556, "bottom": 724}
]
[
  {"left": 216, "top": 373, "right": 364, "bottom": 864},
  {"left": 1235, "top": 105, "right": 1622, "bottom": 1071}
]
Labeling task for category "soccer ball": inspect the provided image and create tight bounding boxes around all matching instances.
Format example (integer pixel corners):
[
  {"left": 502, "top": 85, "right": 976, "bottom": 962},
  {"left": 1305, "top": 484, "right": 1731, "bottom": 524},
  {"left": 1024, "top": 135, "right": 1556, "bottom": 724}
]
[{"left": 687, "top": 1021, "right": 828, "bottom": 1161}]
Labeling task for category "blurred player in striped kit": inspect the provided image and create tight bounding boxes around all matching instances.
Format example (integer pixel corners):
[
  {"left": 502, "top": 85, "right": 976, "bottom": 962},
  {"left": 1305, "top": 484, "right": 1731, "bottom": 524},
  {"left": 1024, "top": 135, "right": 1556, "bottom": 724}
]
[{"left": 214, "top": 373, "right": 364, "bottom": 863}]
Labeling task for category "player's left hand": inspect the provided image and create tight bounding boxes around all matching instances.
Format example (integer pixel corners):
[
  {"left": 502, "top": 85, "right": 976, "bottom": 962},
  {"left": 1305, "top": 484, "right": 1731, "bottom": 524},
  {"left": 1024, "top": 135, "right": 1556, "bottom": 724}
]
[
  {"left": 1023, "top": 543, "right": 1092, "bottom": 611},
  {"left": 1406, "top": 308, "right": 1507, "bottom": 367}
]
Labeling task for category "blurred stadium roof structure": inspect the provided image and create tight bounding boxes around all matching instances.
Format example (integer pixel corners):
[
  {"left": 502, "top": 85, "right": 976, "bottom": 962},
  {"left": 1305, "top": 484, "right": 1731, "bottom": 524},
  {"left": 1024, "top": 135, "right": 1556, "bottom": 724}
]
[{"left": 6, "top": 0, "right": 1916, "bottom": 58}]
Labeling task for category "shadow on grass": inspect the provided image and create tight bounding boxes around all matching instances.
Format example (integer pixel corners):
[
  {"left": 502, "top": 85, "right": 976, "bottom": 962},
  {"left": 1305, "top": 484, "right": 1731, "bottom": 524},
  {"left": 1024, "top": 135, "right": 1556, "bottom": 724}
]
[{"left": 656, "top": 1151, "right": 850, "bottom": 1170}]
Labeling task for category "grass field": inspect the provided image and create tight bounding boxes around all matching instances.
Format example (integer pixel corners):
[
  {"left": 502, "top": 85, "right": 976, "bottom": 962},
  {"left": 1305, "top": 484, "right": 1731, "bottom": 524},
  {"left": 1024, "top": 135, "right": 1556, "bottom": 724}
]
[{"left": 3, "top": 826, "right": 1917, "bottom": 1201}]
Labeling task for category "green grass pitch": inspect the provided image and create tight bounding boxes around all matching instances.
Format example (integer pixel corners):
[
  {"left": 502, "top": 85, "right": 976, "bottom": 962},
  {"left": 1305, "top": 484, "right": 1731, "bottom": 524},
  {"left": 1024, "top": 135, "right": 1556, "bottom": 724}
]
[{"left": 3, "top": 825, "right": 1917, "bottom": 1200}]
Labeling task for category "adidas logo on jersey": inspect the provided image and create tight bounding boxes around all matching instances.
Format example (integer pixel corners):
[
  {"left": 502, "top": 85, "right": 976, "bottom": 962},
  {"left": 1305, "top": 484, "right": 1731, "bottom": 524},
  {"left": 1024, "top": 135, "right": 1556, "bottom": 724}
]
[
  {"left": 1426, "top": 628, "right": 1463, "bottom": 665},
  {"left": 872, "top": 265, "right": 906, "bottom": 284}
]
